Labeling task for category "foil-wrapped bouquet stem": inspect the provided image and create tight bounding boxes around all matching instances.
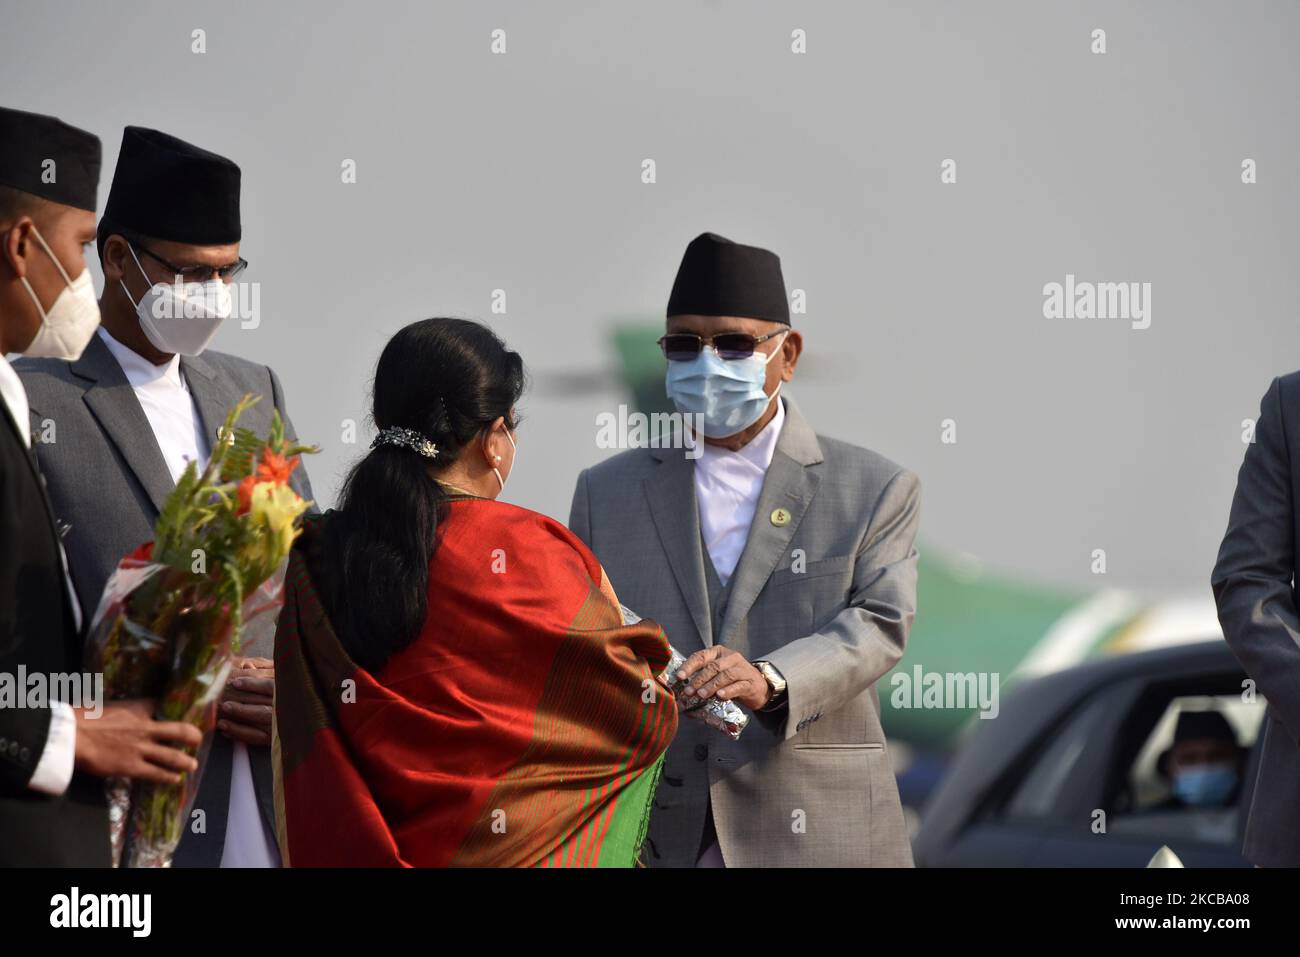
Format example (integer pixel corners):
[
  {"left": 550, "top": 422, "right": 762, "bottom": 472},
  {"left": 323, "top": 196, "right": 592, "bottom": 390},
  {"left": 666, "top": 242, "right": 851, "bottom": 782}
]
[
  {"left": 659, "top": 647, "right": 749, "bottom": 739},
  {"left": 619, "top": 604, "right": 749, "bottom": 739}
]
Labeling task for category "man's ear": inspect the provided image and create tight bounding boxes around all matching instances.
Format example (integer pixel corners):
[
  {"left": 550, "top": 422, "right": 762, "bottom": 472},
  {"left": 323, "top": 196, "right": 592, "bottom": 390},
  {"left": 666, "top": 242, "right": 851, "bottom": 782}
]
[
  {"left": 781, "top": 329, "right": 803, "bottom": 379},
  {"left": 101, "top": 233, "right": 130, "bottom": 283},
  {"left": 1, "top": 216, "right": 36, "bottom": 278}
]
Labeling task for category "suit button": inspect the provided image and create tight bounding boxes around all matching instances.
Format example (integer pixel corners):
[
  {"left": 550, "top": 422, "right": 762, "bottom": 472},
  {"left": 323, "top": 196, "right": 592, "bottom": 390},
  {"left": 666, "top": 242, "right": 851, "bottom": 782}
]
[
  {"left": 694, "top": 744, "right": 709, "bottom": 761},
  {"left": 19, "top": 747, "right": 29, "bottom": 762}
]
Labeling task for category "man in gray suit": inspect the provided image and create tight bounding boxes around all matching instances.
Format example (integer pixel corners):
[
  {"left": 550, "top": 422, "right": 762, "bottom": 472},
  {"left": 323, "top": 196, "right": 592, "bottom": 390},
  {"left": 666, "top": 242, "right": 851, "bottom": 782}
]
[
  {"left": 569, "top": 232, "right": 920, "bottom": 867},
  {"left": 1212, "top": 372, "right": 1300, "bottom": 867},
  {"left": 16, "top": 126, "right": 314, "bottom": 867}
]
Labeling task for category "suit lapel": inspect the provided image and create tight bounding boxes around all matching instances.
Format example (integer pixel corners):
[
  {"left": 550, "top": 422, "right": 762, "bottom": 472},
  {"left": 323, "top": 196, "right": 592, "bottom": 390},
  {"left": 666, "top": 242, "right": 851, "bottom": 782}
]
[
  {"left": 0, "top": 392, "right": 62, "bottom": 548},
  {"left": 180, "top": 353, "right": 244, "bottom": 455},
  {"left": 720, "top": 398, "right": 824, "bottom": 639},
  {"left": 73, "top": 334, "right": 173, "bottom": 515},
  {"left": 643, "top": 444, "right": 714, "bottom": 648}
]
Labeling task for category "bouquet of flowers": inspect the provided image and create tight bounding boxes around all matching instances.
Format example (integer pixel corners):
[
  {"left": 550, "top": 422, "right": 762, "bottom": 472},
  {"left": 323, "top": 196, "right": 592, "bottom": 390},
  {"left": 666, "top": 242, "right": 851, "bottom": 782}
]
[{"left": 85, "top": 394, "right": 316, "bottom": 867}]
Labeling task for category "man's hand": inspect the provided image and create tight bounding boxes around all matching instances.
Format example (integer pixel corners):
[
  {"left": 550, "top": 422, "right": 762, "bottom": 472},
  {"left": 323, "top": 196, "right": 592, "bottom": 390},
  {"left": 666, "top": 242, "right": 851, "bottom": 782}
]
[
  {"left": 218, "top": 656, "right": 274, "bottom": 747},
  {"left": 73, "top": 699, "right": 202, "bottom": 785},
  {"left": 676, "top": 646, "right": 771, "bottom": 711}
]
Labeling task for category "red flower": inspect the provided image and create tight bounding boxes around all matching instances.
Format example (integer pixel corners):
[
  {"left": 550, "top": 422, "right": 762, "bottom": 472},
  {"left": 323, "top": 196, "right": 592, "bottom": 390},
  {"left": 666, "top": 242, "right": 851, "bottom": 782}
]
[
  {"left": 236, "top": 475, "right": 257, "bottom": 516},
  {"left": 129, "top": 541, "right": 154, "bottom": 561},
  {"left": 255, "top": 449, "right": 299, "bottom": 486}
]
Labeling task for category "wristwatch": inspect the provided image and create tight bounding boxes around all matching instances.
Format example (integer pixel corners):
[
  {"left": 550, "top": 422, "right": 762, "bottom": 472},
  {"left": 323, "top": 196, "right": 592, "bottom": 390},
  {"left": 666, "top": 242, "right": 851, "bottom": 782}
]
[{"left": 751, "top": 660, "right": 788, "bottom": 711}]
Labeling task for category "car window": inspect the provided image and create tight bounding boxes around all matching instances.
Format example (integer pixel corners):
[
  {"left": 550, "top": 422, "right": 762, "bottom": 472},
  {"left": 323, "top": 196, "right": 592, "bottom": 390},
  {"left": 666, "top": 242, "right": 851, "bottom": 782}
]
[
  {"left": 1001, "top": 690, "right": 1118, "bottom": 822},
  {"left": 1106, "top": 694, "right": 1264, "bottom": 847}
]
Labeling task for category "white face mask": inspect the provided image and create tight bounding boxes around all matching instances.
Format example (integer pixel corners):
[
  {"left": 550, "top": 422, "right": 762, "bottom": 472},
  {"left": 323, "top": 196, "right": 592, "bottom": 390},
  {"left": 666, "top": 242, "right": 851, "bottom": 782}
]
[
  {"left": 16, "top": 225, "right": 101, "bottom": 360},
  {"left": 121, "top": 244, "right": 232, "bottom": 356},
  {"left": 492, "top": 428, "right": 517, "bottom": 493}
]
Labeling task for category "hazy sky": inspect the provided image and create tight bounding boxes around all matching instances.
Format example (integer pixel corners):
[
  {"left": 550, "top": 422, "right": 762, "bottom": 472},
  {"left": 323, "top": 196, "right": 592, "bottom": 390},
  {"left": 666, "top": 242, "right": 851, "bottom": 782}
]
[{"left": 4, "top": 1, "right": 1297, "bottom": 595}]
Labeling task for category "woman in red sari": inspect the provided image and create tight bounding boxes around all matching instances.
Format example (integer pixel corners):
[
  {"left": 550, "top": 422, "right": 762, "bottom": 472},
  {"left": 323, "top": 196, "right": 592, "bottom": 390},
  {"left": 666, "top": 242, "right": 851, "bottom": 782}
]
[{"left": 272, "top": 318, "right": 677, "bottom": 866}]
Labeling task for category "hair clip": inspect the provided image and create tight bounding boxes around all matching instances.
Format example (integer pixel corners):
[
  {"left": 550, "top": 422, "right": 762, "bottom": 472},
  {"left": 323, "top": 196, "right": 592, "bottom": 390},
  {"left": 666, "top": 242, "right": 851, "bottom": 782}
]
[{"left": 372, "top": 426, "right": 439, "bottom": 459}]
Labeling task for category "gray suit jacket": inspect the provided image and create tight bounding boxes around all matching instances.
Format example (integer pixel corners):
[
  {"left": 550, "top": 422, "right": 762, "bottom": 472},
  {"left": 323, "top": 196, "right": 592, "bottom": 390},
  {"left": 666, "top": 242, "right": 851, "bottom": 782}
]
[
  {"left": 14, "top": 332, "right": 315, "bottom": 867},
  {"left": 569, "top": 397, "right": 919, "bottom": 867},
  {"left": 1212, "top": 372, "right": 1300, "bottom": 867}
]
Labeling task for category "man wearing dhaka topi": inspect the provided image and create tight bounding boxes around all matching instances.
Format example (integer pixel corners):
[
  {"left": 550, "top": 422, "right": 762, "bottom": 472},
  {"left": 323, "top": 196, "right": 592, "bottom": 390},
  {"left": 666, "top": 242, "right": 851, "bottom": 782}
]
[{"left": 570, "top": 232, "right": 921, "bottom": 867}]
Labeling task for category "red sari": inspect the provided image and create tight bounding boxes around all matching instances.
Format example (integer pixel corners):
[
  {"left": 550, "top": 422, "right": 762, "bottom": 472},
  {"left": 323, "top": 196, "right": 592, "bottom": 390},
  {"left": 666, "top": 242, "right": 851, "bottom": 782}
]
[{"left": 272, "top": 497, "right": 677, "bottom": 867}]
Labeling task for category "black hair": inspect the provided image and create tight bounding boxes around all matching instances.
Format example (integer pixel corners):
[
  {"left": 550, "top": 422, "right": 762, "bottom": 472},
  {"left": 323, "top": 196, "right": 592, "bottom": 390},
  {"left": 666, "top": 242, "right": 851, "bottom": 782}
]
[
  {"left": 0, "top": 185, "right": 46, "bottom": 226},
  {"left": 321, "top": 317, "right": 525, "bottom": 671},
  {"left": 94, "top": 216, "right": 152, "bottom": 267}
]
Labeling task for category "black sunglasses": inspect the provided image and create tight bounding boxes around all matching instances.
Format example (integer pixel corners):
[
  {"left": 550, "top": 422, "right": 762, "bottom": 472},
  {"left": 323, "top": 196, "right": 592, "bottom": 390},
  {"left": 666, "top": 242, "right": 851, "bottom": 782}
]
[
  {"left": 135, "top": 244, "right": 249, "bottom": 284},
  {"left": 658, "top": 328, "right": 789, "bottom": 361}
]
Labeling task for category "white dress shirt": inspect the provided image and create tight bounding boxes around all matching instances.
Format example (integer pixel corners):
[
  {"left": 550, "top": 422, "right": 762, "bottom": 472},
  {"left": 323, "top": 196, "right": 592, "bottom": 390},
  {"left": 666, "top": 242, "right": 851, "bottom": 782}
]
[
  {"left": 2, "top": 356, "right": 79, "bottom": 796},
  {"left": 0, "top": 354, "right": 31, "bottom": 450},
  {"left": 98, "top": 328, "right": 278, "bottom": 868},
  {"left": 97, "top": 328, "right": 207, "bottom": 483},
  {"left": 691, "top": 397, "right": 784, "bottom": 869},
  {"left": 694, "top": 398, "right": 785, "bottom": 584}
]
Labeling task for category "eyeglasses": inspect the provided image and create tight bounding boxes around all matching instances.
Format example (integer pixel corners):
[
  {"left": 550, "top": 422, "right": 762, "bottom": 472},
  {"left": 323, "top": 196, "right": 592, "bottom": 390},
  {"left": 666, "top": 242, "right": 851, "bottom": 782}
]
[
  {"left": 134, "top": 243, "right": 249, "bottom": 284},
  {"left": 658, "top": 328, "right": 789, "bottom": 361}
]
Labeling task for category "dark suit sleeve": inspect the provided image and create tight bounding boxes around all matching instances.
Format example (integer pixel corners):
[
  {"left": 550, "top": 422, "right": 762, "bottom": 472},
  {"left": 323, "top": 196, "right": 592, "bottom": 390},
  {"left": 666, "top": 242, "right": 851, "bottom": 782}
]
[
  {"left": 568, "top": 467, "right": 593, "bottom": 547},
  {"left": 1212, "top": 376, "right": 1300, "bottom": 744},
  {"left": 267, "top": 365, "right": 318, "bottom": 511},
  {"left": 0, "top": 708, "right": 53, "bottom": 794},
  {"left": 0, "top": 438, "right": 54, "bottom": 793}
]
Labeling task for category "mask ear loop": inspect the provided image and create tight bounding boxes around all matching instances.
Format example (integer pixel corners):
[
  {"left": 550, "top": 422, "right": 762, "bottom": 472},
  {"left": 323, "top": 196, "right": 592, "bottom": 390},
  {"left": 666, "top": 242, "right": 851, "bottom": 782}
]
[
  {"left": 756, "top": 328, "right": 789, "bottom": 365},
  {"left": 16, "top": 225, "right": 77, "bottom": 320},
  {"left": 705, "top": 328, "right": 788, "bottom": 365},
  {"left": 18, "top": 274, "right": 49, "bottom": 322},
  {"left": 118, "top": 243, "right": 152, "bottom": 311},
  {"left": 28, "top": 226, "right": 75, "bottom": 286},
  {"left": 491, "top": 427, "right": 517, "bottom": 491},
  {"left": 756, "top": 330, "right": 788, "bottom": 407}
]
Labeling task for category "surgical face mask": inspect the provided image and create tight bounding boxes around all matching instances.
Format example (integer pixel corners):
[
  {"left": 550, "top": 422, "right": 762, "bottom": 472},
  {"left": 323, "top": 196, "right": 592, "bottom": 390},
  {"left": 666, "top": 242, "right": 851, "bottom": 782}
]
[
  {"left": 121, "top": 244, "right": 232, "bottom": 356},
  {"left": 1172, "top": 762, "right": 1237, "bottom": 808},
  {"left": 664, "top": 340, "right": 782, "bottom": 439},
  {"left": 492, "top": 428, "right": 517, "bottom": 492},
  {"left": 16, "top": 225, "right": 101, "bottom": 360}
]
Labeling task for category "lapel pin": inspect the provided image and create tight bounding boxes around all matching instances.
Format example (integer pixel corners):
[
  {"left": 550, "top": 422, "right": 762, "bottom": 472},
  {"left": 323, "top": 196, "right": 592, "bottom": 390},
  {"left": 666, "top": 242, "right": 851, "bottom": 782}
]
[{"left": 770, "top": 507, "right": 791, "bottom": 527}]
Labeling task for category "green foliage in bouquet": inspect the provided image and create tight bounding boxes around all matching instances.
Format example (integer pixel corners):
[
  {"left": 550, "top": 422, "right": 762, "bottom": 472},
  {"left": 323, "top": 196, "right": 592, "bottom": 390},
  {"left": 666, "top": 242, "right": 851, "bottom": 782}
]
[{"left": 150, "top": 393, "right": 317, "bottom": 650}]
